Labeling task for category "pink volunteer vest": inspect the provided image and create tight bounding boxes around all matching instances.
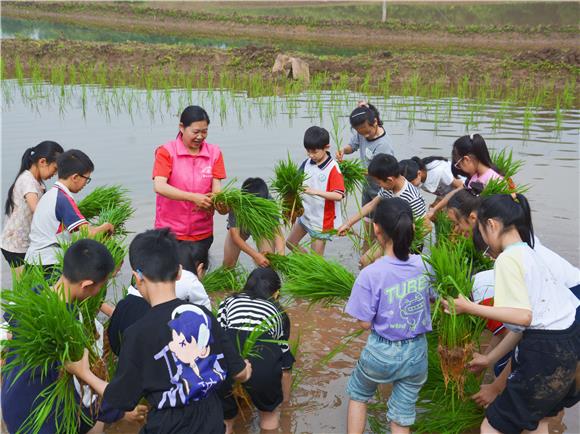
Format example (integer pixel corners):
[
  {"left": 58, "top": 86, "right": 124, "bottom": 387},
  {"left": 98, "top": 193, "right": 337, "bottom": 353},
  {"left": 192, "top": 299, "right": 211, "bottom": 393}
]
[{"left": 155, "top": 137, "right": 221, "bottom": 238}]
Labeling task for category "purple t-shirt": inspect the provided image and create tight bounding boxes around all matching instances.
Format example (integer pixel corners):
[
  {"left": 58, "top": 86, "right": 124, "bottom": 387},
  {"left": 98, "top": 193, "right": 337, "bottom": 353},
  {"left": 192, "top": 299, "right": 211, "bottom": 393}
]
[{"left": 345, "top": 254, "right": 432, "bottom": 341}]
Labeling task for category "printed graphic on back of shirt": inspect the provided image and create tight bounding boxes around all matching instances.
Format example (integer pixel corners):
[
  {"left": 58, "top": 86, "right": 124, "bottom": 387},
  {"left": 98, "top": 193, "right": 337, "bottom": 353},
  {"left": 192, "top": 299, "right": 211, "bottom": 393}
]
[{"left": 154, "top": 305, "right": 226, "bottom": 409}]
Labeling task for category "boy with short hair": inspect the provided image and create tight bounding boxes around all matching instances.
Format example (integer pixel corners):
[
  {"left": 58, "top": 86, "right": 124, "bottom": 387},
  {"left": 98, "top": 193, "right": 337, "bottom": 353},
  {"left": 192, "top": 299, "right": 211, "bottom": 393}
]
[
  {"left": 286, "top": 126, "right": 345, "bottom": 256},
  {"left": 25, "top": 149, "right": 114, "bottom": 272},
  {"left": 2, "top": 239, "right": 143, "bottom": 433},
  {"left": 67, "top": 228, "right": 252, "bottom": 434}
]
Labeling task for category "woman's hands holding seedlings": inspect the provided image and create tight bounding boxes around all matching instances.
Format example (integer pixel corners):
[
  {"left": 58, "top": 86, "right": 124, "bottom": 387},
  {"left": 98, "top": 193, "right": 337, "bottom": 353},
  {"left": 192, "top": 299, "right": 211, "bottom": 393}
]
[
  {"left": 337, "top": 223, "right": 351, "bottom": 236},
  {"left": 65, "top": 348, "right": 90, "bottom": 378},
  {"left": 190, "top": 192, "right": 213, "bottom": 210}
]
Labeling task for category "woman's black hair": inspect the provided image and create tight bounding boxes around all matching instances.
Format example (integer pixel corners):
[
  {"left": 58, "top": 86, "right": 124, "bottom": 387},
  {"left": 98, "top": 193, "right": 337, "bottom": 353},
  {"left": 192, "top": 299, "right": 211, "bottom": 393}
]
[
  {"left": 177, "top": 242, "right": 209, "bottom": 276},
  {"left": 373, "top": 197, "right": 414, "bottom": 261},
  {"left": 452, "top": 134, "right": 500, "bottom": 175},
  {"left": 241, "top": 177, "right": 269, "bottom": 199},
  {"left": 368, "top": 153, "right": 399, "bottom": 181},
  {"left": 180, "top": 105, "right": 210, "bottom": 127},
  {"left": 239, "top": 267, "right": 281, "bottom": 301},
  {"left": 349, "top": 103, "right": 383, "bottom": 128},
  {"left": 477, "top": 194, "right": 534, "bottom": 248},
  {"left": 472, "top": 224, "right": 489, "bottom": 254},
  {"left": 5, "top": 140, "right": 64, "bottom": 216},
  {"left": 399, "top": 159, "right": 420, "bottom": 183},
  {"left": 448, "top": 188, "right": 483, "bottom": 219}
]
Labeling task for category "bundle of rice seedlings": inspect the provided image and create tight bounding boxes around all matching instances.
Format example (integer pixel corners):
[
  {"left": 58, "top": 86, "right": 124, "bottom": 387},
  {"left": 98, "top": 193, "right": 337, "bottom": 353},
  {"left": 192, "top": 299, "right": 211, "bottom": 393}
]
[
  {"left": 338, "top": 159, "right": 367, "bottom": 195},
  {"left": 270, "top": 155, "right": 307, "bottom": 224},
  {"left": 411, "top": 216, "right": 430, "bottom": 253},
  {"left": 212, "top": 183, "right": 282, "bottom": 242},
  {"left": 1, "top": 268, "right": 95, "bottom": 434},
  {"left": 481, "top": 177, "right": 529, "bottom": 197},
  {"left": 279, "top": 252, "right": 355, "bottom": 305},
  {"left": 491, "top": 148, "right": 524, "bottom": 180},
  {"left": 77, "top": 185, "right": 131, "bottom": 220},
  {"left": 201, "top": 265, "right": 248, "bottom": 293},
  {"left": 433, "top": 209, "right": 454, "bottom": 243},
  {"left": 423, "top": 238, "right": 486, "bottom": 395},
  {"left": 56, "top": 227, "right": 127, "bottom": 273},
  {"left": 265, "top": 253, "right": 292, "bottom": 278},
  {"left": 414, "top": 331, "right": 484, "bottom": 433},
  {"left": 94, "top": 202, "right": 135, "bottom": 235}
]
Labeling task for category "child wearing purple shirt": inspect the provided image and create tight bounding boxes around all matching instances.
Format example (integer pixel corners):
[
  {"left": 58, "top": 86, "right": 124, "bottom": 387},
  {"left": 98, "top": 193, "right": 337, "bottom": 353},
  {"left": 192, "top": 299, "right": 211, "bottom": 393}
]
[{"left": 345, "top": 198, "right": 432, "bottom": 434}]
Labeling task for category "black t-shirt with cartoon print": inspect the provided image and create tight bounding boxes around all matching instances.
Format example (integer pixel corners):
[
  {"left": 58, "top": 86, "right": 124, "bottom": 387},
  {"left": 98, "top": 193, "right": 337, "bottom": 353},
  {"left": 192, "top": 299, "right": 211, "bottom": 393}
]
[{"left": 103, "top": 298, "right": 245, "bottom": 433}]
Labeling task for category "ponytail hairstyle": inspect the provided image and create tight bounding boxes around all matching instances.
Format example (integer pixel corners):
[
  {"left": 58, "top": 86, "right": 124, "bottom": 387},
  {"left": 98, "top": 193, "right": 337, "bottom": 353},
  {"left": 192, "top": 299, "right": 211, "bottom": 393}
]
[
  {"left": 239, "top": 267, "right": 281, "bottom": 301},
  {"left": 180, "top": 105, "right": 210, "bottom": 127},
  {"left": 410, "top": 156, "right": 427, "bottom": 172},
  {"left": 447, "top": 187, "right": 483, "bottom": 220},
  {"left": 477, "top": 193, "right": 534, "bottom": 248},
  {"left": 373, "top": 198, "right": 414, "bottom": 261},
  {"left": 349, "top": 103, "right": 383, "bottom": 128},
  {"left": 5, "top": 140, "right": 64, "bottom": 216},
  {"left": 418, "top": 156, "right": 449, "bottom": 167},
  {"left": 399, "top": 159, "right": 421, "bottom": 183},
  {"left": 368, "top": 153, "right": 399, "bottom": 181},
  {"left": 452, "top": 134, "right": 500, "bottom": 175}
]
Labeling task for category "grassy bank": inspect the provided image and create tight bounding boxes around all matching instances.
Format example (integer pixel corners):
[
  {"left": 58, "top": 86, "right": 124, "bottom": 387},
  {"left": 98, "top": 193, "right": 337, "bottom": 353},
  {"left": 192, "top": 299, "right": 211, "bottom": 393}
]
[{"left": 1, "top": 39, "right": 577, "bottom": 109}]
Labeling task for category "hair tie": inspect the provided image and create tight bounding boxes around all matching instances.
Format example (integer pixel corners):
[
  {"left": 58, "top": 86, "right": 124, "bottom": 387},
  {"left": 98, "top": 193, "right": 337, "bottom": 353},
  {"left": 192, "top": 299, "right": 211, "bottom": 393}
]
[
  {"left": 467, "top": 188, "right": 480, "bottom": 197},
  {"left": 351, "top": 112, "right": 366, "bottom": 118},
  {"left": 469, "top": 133, "right": 475, "bottom": 140},
  {"left": 30, "top": 150, "right": 35, "bottom": 156},
  {"left": 511, "top": 192, "right": 520, "bottom": 203}
]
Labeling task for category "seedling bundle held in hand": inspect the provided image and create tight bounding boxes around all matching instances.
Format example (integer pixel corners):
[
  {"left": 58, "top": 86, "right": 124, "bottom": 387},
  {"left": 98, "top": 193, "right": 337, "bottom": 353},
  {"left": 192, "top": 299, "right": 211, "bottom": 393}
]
[{"left": 270, "top": 156, "right": 307, "bottom": 225}]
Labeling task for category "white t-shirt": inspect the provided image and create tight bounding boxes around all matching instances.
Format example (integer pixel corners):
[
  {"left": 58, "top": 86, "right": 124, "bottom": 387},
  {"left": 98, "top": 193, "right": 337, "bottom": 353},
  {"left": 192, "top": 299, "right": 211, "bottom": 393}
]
[
  {"left": 1, "top": 170, "right": 45, "bottom": 253},
  {"left": 493, "top": 243, "right": 578, "bottom": 332},
  {"left": 175, "top": 270, "right": 212, "bottom": 310},
  {"left": 472, "top": 236, "right": 580, "bottom": 304},
  {"left": 25, "top": 182, "right": 87, "bottom": 266},
  {"left": 421, "top": 160, "right": 457, "bottom": 197},
  {"left": 126, "top": 270, "right": 211, "bottom": 311}
]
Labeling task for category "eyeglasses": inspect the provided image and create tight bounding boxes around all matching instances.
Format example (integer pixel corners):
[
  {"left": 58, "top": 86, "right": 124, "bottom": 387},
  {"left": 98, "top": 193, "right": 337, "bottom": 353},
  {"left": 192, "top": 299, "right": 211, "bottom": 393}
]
[
  {"left": 78, "top": 174, "right": 92, "bottom": 184},
  {"left": 454, "top": 156, "right": 465, "bottom": 169}
]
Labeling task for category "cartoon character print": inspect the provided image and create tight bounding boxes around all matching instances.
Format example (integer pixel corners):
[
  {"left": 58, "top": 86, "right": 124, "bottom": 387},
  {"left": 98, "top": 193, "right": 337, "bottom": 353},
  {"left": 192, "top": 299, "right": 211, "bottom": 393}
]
[
  {"left": 154, "top": 305, "right": 226, "bottom": 409},
  {"left": 400, "top": 291, "right": 426, "bottom": 330}
]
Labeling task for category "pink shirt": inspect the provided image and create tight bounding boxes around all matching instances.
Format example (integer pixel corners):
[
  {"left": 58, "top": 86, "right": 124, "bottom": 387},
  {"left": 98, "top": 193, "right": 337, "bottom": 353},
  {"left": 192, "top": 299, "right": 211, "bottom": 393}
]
[
  {"left": 154, "top": 137, "right": 225, "bottom": 239},
  {"left": 467, "top": 168, "right": 502, "bottom": 188}
]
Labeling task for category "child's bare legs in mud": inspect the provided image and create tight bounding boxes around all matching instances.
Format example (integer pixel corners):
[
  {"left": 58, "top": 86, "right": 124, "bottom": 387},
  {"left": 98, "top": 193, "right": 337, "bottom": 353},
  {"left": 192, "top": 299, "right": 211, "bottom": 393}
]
[{"left": 347, "top": 400, "right": 410, "bottom": 434}]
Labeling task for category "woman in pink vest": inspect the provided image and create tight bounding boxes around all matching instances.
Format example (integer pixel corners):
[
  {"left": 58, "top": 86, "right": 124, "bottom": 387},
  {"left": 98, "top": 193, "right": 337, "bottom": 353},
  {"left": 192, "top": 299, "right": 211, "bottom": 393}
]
[{"left": 153, "top": 105, "right": 226, "bottom": 257}]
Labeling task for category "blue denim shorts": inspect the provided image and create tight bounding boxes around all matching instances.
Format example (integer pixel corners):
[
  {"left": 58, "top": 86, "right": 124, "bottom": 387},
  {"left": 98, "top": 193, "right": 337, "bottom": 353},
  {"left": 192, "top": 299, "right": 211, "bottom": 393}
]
[
  {"left": 346, "top": 331, "right": 428, "bottom": 427},
  {"left": 298, "top": 217, "right": 333, "bottom": 241}
]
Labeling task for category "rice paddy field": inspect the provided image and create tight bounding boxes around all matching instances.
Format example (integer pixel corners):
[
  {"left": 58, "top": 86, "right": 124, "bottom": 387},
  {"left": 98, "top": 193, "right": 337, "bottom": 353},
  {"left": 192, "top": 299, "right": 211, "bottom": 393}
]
[{"left": 1, "top": 2, "right": 579, "bottom": 433}]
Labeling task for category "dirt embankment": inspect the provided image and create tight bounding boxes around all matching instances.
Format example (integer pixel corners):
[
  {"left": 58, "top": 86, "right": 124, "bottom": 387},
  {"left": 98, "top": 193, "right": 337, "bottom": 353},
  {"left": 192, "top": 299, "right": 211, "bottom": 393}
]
[{"left": 3, "top": 1, "right": 579, "bottom": 54}]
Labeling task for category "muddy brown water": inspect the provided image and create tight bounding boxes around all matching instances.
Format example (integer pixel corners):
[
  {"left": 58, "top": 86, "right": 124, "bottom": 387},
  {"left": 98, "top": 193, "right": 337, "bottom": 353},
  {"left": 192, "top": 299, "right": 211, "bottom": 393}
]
[{"left": 1, "top": 83, "right": 578, "bottom": 433}]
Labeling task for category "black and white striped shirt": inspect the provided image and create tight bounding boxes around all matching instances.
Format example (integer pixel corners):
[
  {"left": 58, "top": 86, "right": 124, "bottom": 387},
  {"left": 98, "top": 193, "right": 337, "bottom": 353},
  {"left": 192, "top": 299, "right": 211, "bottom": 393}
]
[
  {"left": 217, "top": 294, "right": 290, "bottom": 354},
  {"left": 378, "top": 180, "right": 427, "bottom": 219}
]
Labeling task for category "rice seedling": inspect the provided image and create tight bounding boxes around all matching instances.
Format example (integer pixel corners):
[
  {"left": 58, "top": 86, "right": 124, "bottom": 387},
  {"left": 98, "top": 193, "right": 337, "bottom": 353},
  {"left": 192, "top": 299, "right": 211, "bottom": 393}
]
[
  {"left": 1, "top": 266, "right": 95, "bottom": 434},
  {"left": 338, "top": 159, "right": 368, "bottom": 195},
  {"left": 212, "top": 182, "right": 282, "bottom": 242},
  {"left": 422, "top": 237, "right": 486, "bottom": 395},
  {"left": 411, "top": 216, "right": 430, "bottom": 253},
  {"left": 278, "top": 252, "right": 355, "bottom": 305},
  {"left": 94, "top": 202, "right": 135, "bottom": 235},
  {"left": 433, "top": 209, "right": 454, "bottom": 242},
  {"left": 77, "top": 185, "right": 132, "bottom": 220},
  {"left": 491, "top": 148, "right": 525, "bottom": 180},
  {"left": 414, "top": 331, "right": 484, "bottom": 434},
  {"left": 201, "top": 265, "right": 248, "bottom": 293},
  {"left": 481, "top": 177, "right": 529, "bottom": 197},
  {"left": 270, "top": 155, "right": 308, "bottom": 225}
]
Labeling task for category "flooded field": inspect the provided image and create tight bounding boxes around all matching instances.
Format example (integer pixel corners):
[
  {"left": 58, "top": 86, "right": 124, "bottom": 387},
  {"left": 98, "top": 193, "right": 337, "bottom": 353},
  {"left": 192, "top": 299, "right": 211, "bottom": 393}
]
[{"left": 1, "top": 81, "right": 578, "bottom": 432}]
